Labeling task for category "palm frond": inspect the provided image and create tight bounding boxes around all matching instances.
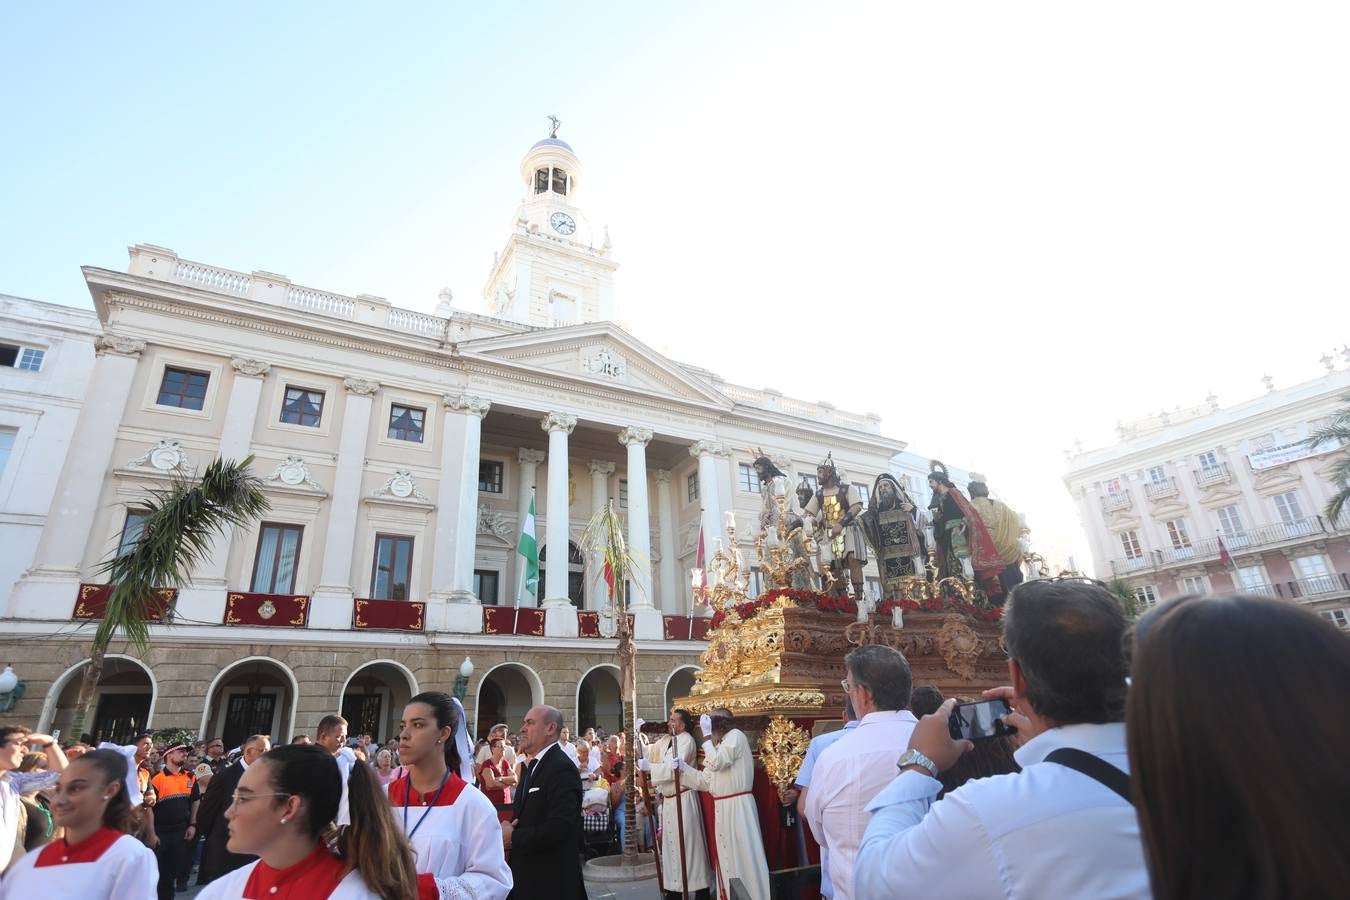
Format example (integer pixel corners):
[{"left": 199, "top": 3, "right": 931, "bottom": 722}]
[
  {"left": 579, "top": 502, "right": 646, "bottom": 611},
  {"left": 1305, "top": 392, "right": 1350, "bottom": 524},
  {"left": 93, "top": 456, "right": 269, "bottom": 652}
]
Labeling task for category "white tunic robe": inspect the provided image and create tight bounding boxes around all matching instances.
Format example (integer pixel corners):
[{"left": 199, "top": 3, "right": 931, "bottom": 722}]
[
  {"left": 386, "top": 771, "right": 513, "bottom": 900},
  {"left": 680, "top": 730, "right": 772, "bottom": 900},
  {"left": 196, "top": 856, "right": 376, "bottom": 899},
  {"left": 0, "top": 828, "right": 156, "bottom": 900},
  {"left": 648, "top": 731, "right": 713, "bottom": 893}
]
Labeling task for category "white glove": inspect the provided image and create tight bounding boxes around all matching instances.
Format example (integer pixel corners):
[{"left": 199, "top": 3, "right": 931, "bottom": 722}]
[
  {"left": 637, "top": 757, "right": 650, "bottom": 773},
  {"left": 699, "top": 714, "right": 712, "bottom": 735},
  {"left": 672, "top": 756, "right": 687, "bottom": 772},
  {"left": 701, "top": 740, "right": 714, "bottom": 758}
]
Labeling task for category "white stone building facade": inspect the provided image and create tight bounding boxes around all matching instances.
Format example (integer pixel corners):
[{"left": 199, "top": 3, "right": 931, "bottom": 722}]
[
  {"left": 1063, "top": 360, "right": 1350, "bottom": 627},
  {"left": 0, "top": 135, "right": 972, "bottom": 749}
]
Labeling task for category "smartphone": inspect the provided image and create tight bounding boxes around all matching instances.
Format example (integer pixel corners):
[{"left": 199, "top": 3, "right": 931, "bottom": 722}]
[{"left": 948, "top": 698, "right": 1016, "bottom": 741}]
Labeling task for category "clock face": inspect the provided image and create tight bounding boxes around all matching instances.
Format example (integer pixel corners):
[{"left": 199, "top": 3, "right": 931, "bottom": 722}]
[{"left": 550, "top": 211, "right": 577, "bottom": 235}]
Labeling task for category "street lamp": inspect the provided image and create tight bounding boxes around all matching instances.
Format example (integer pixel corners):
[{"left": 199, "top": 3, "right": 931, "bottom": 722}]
[
  {"left": 452, "top": 656, "right": 474, "bottom": 700},
  {"left": 0, "top": 665, "right": 24, "bottom": 714}
]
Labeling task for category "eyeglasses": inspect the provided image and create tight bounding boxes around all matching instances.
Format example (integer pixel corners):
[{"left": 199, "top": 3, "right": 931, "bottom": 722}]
[
  {"left": 229, "top": 791, "right": 291, "bottom": 807},
  {"left": 840, "top": 679, "right": 852, "bottom": 693}
]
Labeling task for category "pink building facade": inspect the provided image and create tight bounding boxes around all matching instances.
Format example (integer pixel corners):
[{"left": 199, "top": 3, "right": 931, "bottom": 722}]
[{"left": 1064, "top": 359, "right": 1350, "bottom": 629}]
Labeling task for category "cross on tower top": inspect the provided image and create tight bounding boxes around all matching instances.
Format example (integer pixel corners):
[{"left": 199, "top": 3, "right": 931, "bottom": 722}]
[{"left": 547, "top": 114, "right": 561, "bottom": 138}]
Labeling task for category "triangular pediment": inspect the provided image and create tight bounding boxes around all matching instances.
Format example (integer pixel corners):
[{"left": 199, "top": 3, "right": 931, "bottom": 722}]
[
  {"left": 1198, "top": 484, "right": 1243, "bottom": 507},
  {"left": 1252, "top": 468, "right": 1303, "bottom": 495},
  {"left": 459, "top": 322, "right": 730, "bottom": 405},
  {"left": 1149, "top": 499, "right": 1190, "bottom": 521}
]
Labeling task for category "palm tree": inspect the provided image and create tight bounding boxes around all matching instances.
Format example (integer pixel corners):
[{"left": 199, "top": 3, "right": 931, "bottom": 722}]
[
  {"left": 1106, "top": 579, "right": 1141, "bottom": 618},
  {"left": 69, "top": 457, "right": 269, "bottom": 742},
  {"left": 580, "top": 501, "right": 645, "bottom": 866},
  {"left": 1306, "top": 393, "right": 1350, "bottom": 526}
]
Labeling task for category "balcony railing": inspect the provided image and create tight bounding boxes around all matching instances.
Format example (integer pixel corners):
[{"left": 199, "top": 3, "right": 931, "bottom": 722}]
[
  {"left": 1110, "top": 516, "right": 1339, "bottom": 575},
  {"left": 1144, "top": 477, "right": 1179, "bottom": 500},
  {"left": 1193, "top": 463, "right": 1232, "bottom": 487},
  {"left": 1287, "top": 574, "right": 1350, "bottom": 599},
  {"left": 1102, "top": 492, "right": 1133, "bottom": 512}
]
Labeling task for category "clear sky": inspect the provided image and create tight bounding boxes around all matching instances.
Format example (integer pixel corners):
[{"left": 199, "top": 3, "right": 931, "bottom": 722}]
[{"left": 3, "top": 2, "right": 1347, "bottom": 572}]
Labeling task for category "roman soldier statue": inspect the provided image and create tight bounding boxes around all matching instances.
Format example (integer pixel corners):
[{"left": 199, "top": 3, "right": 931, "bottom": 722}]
[{"left": 801, "top": 454, "right": 867, "bottom": 597}]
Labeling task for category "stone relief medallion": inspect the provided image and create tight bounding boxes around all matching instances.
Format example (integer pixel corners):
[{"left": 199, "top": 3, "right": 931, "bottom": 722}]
[
  {"left": 584, "top": 348, "right": 627, "bottom": 380},
  {"left": 937, "top": 614, "right": 985, "bottom": 682},
  {"left": 257, "top": 600, "right": 277, "bottom": 620},
  {"left": 128, "top": 439, "right": 190, "bottom": 472},
  {"left": 388, "top": 471, "right": 415, "bottom": 498},
  {"left": 267, "top": 456, "right": 323, "bottom": 492}
]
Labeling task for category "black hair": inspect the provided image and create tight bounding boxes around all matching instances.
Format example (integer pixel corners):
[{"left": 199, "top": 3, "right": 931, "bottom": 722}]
[
  {"left": 671, "top": 708, "right": 697, "bottom": 741},
  {"left": 76, "top": 748, "right": 136, "bottom": 833},
  {"left": 407, "top": 691, "right": 463, "bottom": 774},
  {"left": 845, "top": 644, "right": 913, "bottom": 711},
  {"left": 1002, "top": 579, "right": 1129, "bottom": 724},
  {"left": 909, "top": 685, "right": 945, "bottom": 718}
]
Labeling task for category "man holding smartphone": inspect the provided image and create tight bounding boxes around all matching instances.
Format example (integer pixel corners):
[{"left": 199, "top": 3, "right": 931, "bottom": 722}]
[{"left": 854, "top": 579, "right": 1148, "bottom": 899}]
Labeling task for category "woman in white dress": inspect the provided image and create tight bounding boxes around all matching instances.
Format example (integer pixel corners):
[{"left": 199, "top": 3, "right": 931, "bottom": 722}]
[
  {"left": 197, "top": 743, "right": 417, "bottom": 899},
  {"left": 388, "top": 691, "right": 512, "bottom": 900},
  {"left": 0, "top": 748, "right": 156, "bottom": 899}
]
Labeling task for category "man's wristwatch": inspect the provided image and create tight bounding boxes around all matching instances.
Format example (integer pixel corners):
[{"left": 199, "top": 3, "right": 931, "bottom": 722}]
[{"left": 896, "top": 749, "right": 940, "bottom": 778}]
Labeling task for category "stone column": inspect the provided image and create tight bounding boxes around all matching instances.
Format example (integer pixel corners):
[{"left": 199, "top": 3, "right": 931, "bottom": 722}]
[
  {"left": 309, "top": 377, "right": 379, "bottom": 629},
  {"left": 176, "top": 357, "right": 270, "bottom": 624},
  {"left": 429, "top": 394, "right": 491, "bottom": 633},
  {"left": 9, "top": 335, "right": 145, "bottom": 619},
  {"left": 542, "top": 412, "right": 578, "bottom": 637},
  {"left": 653, "top": 469, "right": 679, "bottom": 615},
  {"left": 689, "top": 440, "right": 730, "bottom": 557},
  {"left": 619, "top": 427, "right": 660, "bottom": 639},
  {"left": 587, "top": 460, "right": 615, "bottom": 609},
  {"left": 513, "top": 448, "right": 546, "bottom": 606}
]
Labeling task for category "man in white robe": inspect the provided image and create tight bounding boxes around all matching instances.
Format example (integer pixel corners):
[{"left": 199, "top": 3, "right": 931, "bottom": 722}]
[
  {"left": 677, "top": 709, "right": 771, "bottom": 900},
  {"left": 640, "top": 710, "right": 713, "bottom": 900}
]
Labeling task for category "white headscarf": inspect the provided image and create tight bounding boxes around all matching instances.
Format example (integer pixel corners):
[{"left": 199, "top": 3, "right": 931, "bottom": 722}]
[
  {"left": 451, "top": 696, "right": 474, "bottom": 782},
  {"left": 96, "top": 742, "right": 143, "bottom": 807}
]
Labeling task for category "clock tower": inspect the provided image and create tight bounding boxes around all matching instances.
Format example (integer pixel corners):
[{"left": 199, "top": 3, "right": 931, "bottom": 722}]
[{"left": 483, "top": 122, "right": 619, "bottom": 327}]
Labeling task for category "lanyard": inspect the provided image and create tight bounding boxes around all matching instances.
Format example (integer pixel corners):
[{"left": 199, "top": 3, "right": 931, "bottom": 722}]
[{"left": 402, "top": 767, "right": 452, "bottom": 840}]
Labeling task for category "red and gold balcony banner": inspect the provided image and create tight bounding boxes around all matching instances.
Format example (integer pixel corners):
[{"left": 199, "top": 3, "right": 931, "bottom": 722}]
[
  {"left": 224, "top": 592, "right": 310, "bottom": 627},
  {"left": 482, "top": 606, "right": 545, "bottom": 636},
  {"left": 577, "top": 611, "right": 635, "bottom": 638},
  {"left": 662, "top": 616, "right": 714, "bottom": 641},
  {"left": 353, "top": 599, "right": 425, "bottom": 631},
  {"left": 73, "top": 584, "right": 175, "bottom": 621}
]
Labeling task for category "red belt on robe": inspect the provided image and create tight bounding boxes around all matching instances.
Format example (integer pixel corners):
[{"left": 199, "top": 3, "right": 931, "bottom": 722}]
[{"left": 712, "top": 790, "right": 752, "bottom": 801}]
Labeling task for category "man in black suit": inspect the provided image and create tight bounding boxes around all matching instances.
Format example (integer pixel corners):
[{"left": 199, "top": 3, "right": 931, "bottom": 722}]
[
  {"left": 194, "top": 734, "right": 270, "bottom": 886},
  {"left": 503, "top": 705, "right": 585, "bottom": 900}
]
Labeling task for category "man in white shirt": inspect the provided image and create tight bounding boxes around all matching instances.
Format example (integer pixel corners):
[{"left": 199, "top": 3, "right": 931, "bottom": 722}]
[
  {"left": 0, "top": 727, "right": 67, "bottom": 872},
  {"left": 794, "top": 699, "right": 858, "bottom": 899},
  {"left": 805, "top": 646, "right": 917, "bottom": 900},
  {"left": 855, "top": 579, "right": 1149, "bottom": 899}
]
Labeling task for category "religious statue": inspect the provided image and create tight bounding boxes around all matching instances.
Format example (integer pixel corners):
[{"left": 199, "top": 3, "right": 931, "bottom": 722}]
[
  {"left": 860, "top": 473, "right": 927, "bottom": 597},
  {"left": 547, "top": 113, "right": 561, "bottom": 138},
  {"left": 927, "top": 461, "right": 1004, "bottom": 597},
  {"left": 751, "top": 451, "right": 789, "bottom": 538},
  {"left": 800, "top": 454, "right": 867, "bottom": 597},
  {"left": 967, "top": 474, "right": 1027, "bottom": 598}
]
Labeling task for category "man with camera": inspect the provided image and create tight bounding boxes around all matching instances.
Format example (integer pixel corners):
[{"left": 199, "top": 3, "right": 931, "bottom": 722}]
[{"left": 854, "top": 579, "right": 1149, "bottom": 899}]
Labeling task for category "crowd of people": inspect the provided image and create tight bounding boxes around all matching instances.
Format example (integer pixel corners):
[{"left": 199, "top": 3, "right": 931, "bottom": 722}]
[{"left": 2, "top": 581, "right": 1347, "bottom": 899}]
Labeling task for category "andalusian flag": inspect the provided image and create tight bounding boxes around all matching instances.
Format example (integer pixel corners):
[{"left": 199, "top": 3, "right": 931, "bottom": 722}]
[{"left": 518, "top": 491, "right": 539, "bottom": 600}]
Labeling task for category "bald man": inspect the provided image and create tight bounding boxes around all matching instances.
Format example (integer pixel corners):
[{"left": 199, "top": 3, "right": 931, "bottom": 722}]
[
  {"left": 503, "top": 705, "right": 584, "bottom": 900},
  {"left": 195, "top": 734, "right": 271, "bottom": 885}
]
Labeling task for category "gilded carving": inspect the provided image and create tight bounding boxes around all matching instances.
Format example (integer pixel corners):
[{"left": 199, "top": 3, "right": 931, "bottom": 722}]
[{"left": 937, "top": 615, "right": 985, "bottom": 681}]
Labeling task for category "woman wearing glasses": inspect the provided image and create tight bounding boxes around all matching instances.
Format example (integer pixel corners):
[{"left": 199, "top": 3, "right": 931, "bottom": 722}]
[
  {"left": 197, "top": 743, "right": 416, "bottom": 899},
  {"left": 0, "top": 748, "right": 156, "bottom": 898}
]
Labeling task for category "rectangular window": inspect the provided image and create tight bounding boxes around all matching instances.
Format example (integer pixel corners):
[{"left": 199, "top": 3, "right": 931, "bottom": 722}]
[
  {"left": 1321, "top": 609, "right": 1349, "bottom": 630},
  {"left": 618, "top": 479, "right": 629, "bottom": 509},
  {"left": 1165, "top": 519, "right": 1192, "bottom": 550},
  {"left": 17, "top": 348, "right": 44, "bottom": 371},
  {"left": 0, "top": 344, "right": 16, "bottom": 367},
  {"left": 117, "top": 510, "right": 148, "bottom": 557},
  {"left": 748, "top": 567, "right": 764, "bottom": 597},
  {"left": 1295, "top": 555, "right": 1331, "bottom": 580},
  {"left": 1134, "top": 585, "right": 1158, "bottom": 609},
  {"left": 1147, "top": 466, "right": 1167, "bottom": 485},
  {"left": 0, "top": 428, "right": 14, "bottom": 478},
  {"left": 1236, "top": 565, "right": 1267, "bottom": 592},
  {"left": 1216, "top": 505, "right": 1244, "bottom": 536},
  {"left": 387, "top": 405, "right": 425, "bottom": 443},
  {"left": 370, "top": 535, "right": 413, "bottom": 600},
  {"left": 478, "top": 460, "right": 504, "bottom": 493},
  {"left": 686, "top": 473, "right": 699, "bottom": 504},
  {"left": 738, "top": 463, "right": 761, "bottom": 493},
  {"left": 1272, "top": 491, "right": 1304, "bottom": 524},
  {"left": 473, "top": 569, "right": 500, "bottom": 605},
  {"left": 157, "top": 367, "right": 210, "bottom": 410},
  {"left": 1118, "top": 530, "right": 1143, "bottom": 560},
  {"left": 1197, "top": 450, "right": 1219, "bottom": 471},
  {"left": 280, "top": 387, "right": 325, "bottom": 427},
  {"left": 1180, "top": 575, "right": 1208, "bottom": 594},
  {"left": 798, "top": 474, "right": 819, "bottom": 493},
  {"left": 854, "top": 483, "right": 870, "bottom": 506},
  {"left": 250, "top": 523, "right": 303, "bottom": 594},
  {"left": 1103, "top": 478, "right": 1123, "bottom": 495}
]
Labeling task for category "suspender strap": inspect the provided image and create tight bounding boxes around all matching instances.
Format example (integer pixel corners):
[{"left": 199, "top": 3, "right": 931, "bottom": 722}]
[{"left": 1045, "top": 748, "right": 1133, "bottom": 805}]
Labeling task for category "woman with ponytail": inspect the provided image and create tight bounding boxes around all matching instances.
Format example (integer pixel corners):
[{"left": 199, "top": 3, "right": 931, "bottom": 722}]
[
  {"left": 197, "top": 744, "right": 416, "bottom": 899},
  {"left": 2, "top": 748, "right": 157, "bottom": 897},
  {"left": 389, "top": 691, "right": 512, "bottom": 900}
]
